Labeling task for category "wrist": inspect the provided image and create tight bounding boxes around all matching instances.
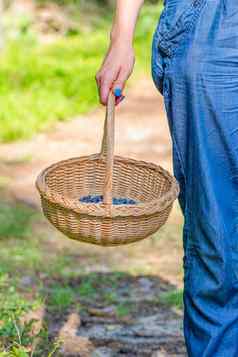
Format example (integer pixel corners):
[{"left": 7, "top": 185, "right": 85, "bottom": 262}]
[{"left": 110, "top": 28, "right": 134, "bottom": 46}]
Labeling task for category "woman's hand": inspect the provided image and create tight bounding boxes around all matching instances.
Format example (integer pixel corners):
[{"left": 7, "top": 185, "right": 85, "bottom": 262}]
[
  {"left": 95, "top": 0, "right": 144, "bottom": 105},
  {"left": 95, "top": 39, "right": 135, "bottom": 106}
]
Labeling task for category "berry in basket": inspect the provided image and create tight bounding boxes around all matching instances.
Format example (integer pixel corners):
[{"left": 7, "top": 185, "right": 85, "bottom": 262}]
[{"left": 79, "top": 194, "right": 137, "bottom": 205}]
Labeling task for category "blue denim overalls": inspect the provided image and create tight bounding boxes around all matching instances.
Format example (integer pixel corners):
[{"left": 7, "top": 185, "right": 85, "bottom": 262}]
[{"left": 151, "top": 0, "right": 238, "bottom": 355}]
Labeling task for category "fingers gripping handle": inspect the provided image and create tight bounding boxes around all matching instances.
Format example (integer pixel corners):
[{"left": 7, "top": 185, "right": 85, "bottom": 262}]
[{"left": 100, "top": 90, "right": 116, "bottom": 206}]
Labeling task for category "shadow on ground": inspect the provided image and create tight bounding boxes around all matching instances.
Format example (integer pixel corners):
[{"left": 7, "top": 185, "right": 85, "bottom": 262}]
[{"left": 39, "top": 272, "right": 185, "bottom": 357}]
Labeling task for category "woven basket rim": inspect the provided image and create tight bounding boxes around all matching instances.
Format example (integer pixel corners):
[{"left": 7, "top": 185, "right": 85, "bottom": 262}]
[{"left": 36, "top": 153, "right": 180, "bottom": 218}]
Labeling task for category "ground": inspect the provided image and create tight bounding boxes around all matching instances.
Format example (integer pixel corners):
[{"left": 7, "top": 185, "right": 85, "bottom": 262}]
[{"left": 0, "top": 76, "right": 186, "bottom": 356}]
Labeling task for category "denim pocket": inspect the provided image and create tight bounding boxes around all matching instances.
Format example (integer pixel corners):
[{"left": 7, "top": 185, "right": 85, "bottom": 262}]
[
  {"left": 151, "top": 0, "right": 207, "bottom": 94},
  {"left": 157, "top": 0, "right": 207, "bottom": 58}
]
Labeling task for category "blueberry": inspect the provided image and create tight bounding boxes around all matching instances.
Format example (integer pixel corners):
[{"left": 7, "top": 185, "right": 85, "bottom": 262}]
[
  {"left": 79, "top": 195, "right": 137, "bottom": 205},
  {"left": 129, "top": 199, "right": 136, "bottom": 204},
  {"left": 114, "top": 198, "right": 120, "bottom": 205}
]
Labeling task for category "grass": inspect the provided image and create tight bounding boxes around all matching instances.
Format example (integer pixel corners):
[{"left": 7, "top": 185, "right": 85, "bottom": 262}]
[
  {"left": 47, "top": 285, "right": 75, "bottom": 311},
  {"left": 116, "top": 303, "right": 131, "bottom": 318},
  {"left": 77, "top": 279, "right": 96, "bottom": 298},
  {"left": 0, "top": 202, "right": 36, "bottom": 240},
  {"left": 0, "top": 4, "right": 162, "bottom": 142},
  {"left": 0, "top": 201, "right": 64, "bottom": 355},
  {"left": 160, "top": 289, "right": 184, "bottom": 310},
  {"left": 0, "top": 273, "right": 43, "bottom": 356}
]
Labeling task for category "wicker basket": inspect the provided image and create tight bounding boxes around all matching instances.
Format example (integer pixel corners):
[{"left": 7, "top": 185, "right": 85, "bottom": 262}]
[{"left": 36, "top": 91, "right": 179, "bottom": 246}]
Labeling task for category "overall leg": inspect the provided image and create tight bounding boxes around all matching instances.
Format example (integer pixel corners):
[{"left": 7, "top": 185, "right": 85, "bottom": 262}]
[
  {"left": 152, "top": 0, "right": 238, "bottom": 355},
  {"left": 170, "top": 1, "right": 238, "bottom": 355}
]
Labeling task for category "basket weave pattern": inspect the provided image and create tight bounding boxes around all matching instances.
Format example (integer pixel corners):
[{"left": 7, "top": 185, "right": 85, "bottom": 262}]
[{"left": 36, "top": 91, "right": 179, "bottom": 246}]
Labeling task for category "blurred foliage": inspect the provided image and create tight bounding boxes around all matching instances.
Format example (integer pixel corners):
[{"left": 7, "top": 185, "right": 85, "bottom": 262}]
[
  {"left": 0, "top": 33, "right": 107, "bottom": 141},
  {"left": 0, "top": 3, "right": 162, "bottom": 142},
  {"left": 0, "top": 202, "right": 35, "bottom": 239}
]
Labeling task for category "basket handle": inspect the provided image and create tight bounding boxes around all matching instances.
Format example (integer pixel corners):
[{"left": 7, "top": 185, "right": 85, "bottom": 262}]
[{"left": 100, "top": 89, "right": 116, "bottom": 206}]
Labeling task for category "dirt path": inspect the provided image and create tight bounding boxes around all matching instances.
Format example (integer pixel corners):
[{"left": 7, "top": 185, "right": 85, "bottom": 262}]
[{"left": 0, "top": 76, "right": 186, "bottom": 356}]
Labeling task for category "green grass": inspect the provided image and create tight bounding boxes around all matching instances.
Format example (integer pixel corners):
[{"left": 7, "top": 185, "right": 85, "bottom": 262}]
[
  {"left": 47, "top": 285, "right": 75, "bottom": 311},
  {"left": 0, "top": 202, "right": 63, "bottom": 355},
  {"left": 77, "top": 279, "right": 96, "bottom": 298},
  {"left": 0, "top": 4, "right": 162, "bottom": 142},
  {"left": 0, "top": 273, "right": 42, "bottom": 356},
  {"left": 116, "top": 303, "right": 131, "bottom": 318},
  {"left": 160, "top": 289, "right": 184, "bottom": 310},
  {"left": 0, "top": 201, "right": 43, "bottom": 277},
  {"left": 0, "top": 202, "right": 36, "bottom": 240}
]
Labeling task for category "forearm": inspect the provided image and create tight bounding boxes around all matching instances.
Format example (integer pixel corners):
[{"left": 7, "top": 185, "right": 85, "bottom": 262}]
[
  {"left": 96, "top": 0, "right": 143, "bottom": 104},
  {"left": 110, "top": 0, "right": 144, "bottom": 44}
]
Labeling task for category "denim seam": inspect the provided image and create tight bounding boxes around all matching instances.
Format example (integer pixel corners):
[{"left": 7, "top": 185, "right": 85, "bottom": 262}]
[
  {"left": 163, "top": 79, "right": 193, "bottom": 255},
  {"left": 172, "top": 133, "right": 186, "bottom": 179},
  {"left": 151, "top": 30, "right": 165, "bottom": 94},
  {"left": 163, "top": 70, "right": 195, "bottom": 265}
]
